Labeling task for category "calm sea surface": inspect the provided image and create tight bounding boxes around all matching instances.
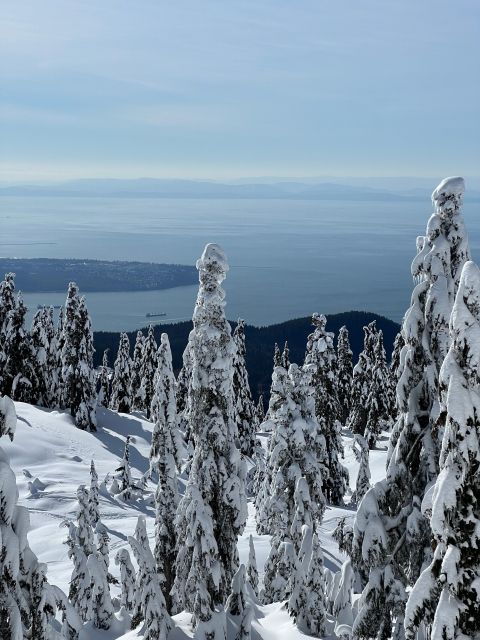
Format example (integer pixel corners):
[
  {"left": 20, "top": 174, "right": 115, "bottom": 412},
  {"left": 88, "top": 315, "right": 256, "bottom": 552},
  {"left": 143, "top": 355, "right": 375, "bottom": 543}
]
[{"left": 0, "top": 196, "right": 478, "bottom": 332}]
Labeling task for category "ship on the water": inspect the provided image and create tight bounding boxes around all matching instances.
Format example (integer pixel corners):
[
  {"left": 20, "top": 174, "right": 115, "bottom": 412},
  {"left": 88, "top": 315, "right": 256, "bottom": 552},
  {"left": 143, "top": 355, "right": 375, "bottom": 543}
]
[
  {"left": 37, "top": 304, "right": 62, "bottom": 310},
  {"left": 145, "top": 312, "right": 167, "bottom": 318}
]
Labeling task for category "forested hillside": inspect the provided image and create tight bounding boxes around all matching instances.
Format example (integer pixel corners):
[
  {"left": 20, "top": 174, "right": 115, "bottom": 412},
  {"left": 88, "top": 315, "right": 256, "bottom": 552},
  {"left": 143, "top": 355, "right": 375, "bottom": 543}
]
[{"left": 94, "top": 311, "right": 400, "bottom": 398}]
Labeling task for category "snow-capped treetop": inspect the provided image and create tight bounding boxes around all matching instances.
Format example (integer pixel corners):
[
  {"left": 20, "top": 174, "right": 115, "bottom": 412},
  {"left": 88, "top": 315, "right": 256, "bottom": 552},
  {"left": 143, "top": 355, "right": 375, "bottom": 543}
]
[
  {"left": 196, "top": 242, "right": 229, "bottom": 276},
  {"left": 431, "top": 176, "right": 465, "bottom": 212}
]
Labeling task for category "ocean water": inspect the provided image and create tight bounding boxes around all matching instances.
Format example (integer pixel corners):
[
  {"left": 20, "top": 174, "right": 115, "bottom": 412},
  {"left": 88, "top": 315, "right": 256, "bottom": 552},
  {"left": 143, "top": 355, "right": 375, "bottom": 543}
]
[{"left": 1, "top": 196, "right": 478, "bottom": 332}]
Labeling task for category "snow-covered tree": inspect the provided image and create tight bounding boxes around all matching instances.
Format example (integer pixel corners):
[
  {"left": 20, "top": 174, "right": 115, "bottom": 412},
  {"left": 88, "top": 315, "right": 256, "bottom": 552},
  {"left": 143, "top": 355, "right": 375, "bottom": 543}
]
[
  {"left": 333, "top": 517, "right": 354, "bottom": 557},
  {"left": 351, "top": 434, "right": 371, "bottom": 505},
  {"left": 95, "top": 522, "right": 112, "bottom": 580},
  {"left": 304, "top": 313, "right": 348, "bottom": 504},
  {"left": 30, "top": 307, "right": 54, "bottom": 407},
  {"left": 246, "top": 535, "right": 258, "bottom": 597},
  {"left": 296, "top": 531, "right": 327, "bottom": 637},
  {"left": 110, "top": 332, "right": 132, "bottom": 414},
  {"left": 263, "top": 539, "right": 296, "bottom": 603},
  {"left": 334, "top": 559, "right": 355, "bottom": 638},
  {"left": 348, "top": 322, "right": 377, "bottom": 437},
  {"left": 87, "top": 548, "right": 114, "bottom": 630},
  {"left": 364, "top": 330, "right": 393, "bottom": 448},
  {"left": 281, "top": 341, "right": 290, "bottom": 369},
  {"left": 172, "top": 244, "right": 247, "bottom": 627},
  {"left": 353, "top": 177, "right": 471, "bottom": 638},
  {"left": 290, "top": 476, "right": 313, "bottom": 554},
  {"left": 65, "top": 521, "right": 92, "bottom": 622},
  {"left": 236, "top": 606, "right": 253, "bottom": 640},
  {"left": 89, "top": 460, "right": 100, "bottom": 526},
  {"left": 255, "top": 394, "right": 265, "bottom": 425},
  {"left": 2, "top": 290, "right": 38, "bottom": 403},
  {"left": 112, "top": 436, "right": 133, "bottom": 501},
  {"left": 405, "top": 260, "right": 480, "bottom": 640},
  {"left": 138, "top": 325, "right": 157, "bottom": 418},
  {"left": 337, "top": 325, "right": 354, "bottom": 425},
  {"left": 259, "top": 363, "right": 327, "bottom": 543},
  {"left": 390, "top": 331, "right": 405, "bottom": 396},
  {"left": 288, "top": 524, "right": 313, "bottom": 621},
  {"left": 60, "top": 285, "right": 97, "bottom": 430},
  {"left": 153, "top": 371, "right": 180, "bottom": 612},
  {"left": 0, "top": 395, "right": 56, "bottom": 638},
  {"left": 115, "top": 548, "right": 136, "bottom": 613},
  {"left": 150, "top": 333, "right": 181, "bottom": 471},
  {"left": 131, "top": 330, "right": 145, "bottom": 410},
  {"left": 232, "top": 319, "right": 257, "bottom": 457},
  {"left": 226, "top": 564, "right": 247, "bottom": 616},
  {"left": 97, "top": 349, "right": 111, "bottom": 407},
  {"left": 129, "top": 516, "right": 171, "bottom": 640},
  {"left": 50, "top": 584, "right": 82, "bottom": 640}
]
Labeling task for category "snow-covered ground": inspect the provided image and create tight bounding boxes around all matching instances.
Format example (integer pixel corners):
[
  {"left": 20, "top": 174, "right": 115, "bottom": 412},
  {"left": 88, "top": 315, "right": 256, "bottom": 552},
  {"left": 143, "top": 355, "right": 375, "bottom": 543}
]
[{"left": 4, "top": 402, "right": 390, "bottom": 639}]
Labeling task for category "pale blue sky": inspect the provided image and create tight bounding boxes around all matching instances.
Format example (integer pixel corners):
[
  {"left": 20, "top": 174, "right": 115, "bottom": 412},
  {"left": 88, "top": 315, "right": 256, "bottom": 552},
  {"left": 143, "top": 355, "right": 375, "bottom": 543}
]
[{"left": 1, "top": 0, "right": 479, "bottom": 181}]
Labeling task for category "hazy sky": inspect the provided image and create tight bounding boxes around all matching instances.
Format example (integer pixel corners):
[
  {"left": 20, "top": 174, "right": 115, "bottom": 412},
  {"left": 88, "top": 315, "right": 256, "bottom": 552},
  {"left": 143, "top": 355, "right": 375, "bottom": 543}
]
[{"left": 1, "top": 0, "right": 479, "bottom": 181}]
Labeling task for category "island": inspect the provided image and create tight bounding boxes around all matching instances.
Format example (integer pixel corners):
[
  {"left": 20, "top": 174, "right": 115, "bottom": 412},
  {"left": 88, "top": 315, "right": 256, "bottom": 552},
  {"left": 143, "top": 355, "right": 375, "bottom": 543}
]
[{"left": 0, "top": 258, "right": 198, "bottom": 293}]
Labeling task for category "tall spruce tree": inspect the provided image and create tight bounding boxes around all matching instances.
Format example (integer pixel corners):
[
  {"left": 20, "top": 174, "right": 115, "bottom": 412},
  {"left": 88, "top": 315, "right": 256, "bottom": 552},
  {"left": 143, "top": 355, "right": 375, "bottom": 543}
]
[
  {"left": 232, "top": 319, "right": 256, "bottom": 457},
  {"left": 171, "top": 244, "right": 247, "bottom": 629},
  {"left": 0, "top": 395, "right": 56, "bottom": 638},
  {"left": 30, "top": 308, "right": 53, "bottom": 406},
  {"left": 304, "top": 313, "right": 348, "bottom": 504},
  {"left": 405, "top": 261, "right": 480, "bottom": 639},
  {"left": 97, "top": 349, "right": 111, "bottom": 408},
  {"left": 60, "top": 284, "right": 97, "bottom": 430},
  {"left": 337, "top": 325, "right": 354, "bottom": 425},
  {"left": 348, "top": 321, "right": 378, "bottom": 437},
  {"left": 131, "top": 331, "right": 145, "bottom": 410},
  {"left": 364, "top": 330, "right": 393, "bottom": 447},
  {"left": 138, "top": 325, "right": 157, "bottom": 418},
  {"left": 129, "top": 516, "right": 171, "bottom": 640},
  {"left": 153, "top": 365, "right": 180, "bottom": 612},
  {"left": 150, "top": 333, "right": 181, "bottom": 471},
  {"left": 110, "top": 332, "right": 132, "bottom": 414},
  {"left": 352, "top": 177, "right": 471, "bottom": 640}
]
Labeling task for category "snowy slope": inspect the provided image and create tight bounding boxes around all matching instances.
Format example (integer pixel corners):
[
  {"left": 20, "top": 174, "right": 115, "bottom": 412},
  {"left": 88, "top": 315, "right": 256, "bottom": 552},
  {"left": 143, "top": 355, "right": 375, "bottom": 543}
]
[{"left": 3, "top": 402, "right": 390, "bottom": 639}]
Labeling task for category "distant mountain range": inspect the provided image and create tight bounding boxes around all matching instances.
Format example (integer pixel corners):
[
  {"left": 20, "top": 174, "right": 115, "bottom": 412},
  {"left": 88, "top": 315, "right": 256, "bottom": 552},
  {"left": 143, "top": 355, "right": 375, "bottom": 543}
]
[{"left": 2, "top": 178, "right": 480, "bottom": 202}]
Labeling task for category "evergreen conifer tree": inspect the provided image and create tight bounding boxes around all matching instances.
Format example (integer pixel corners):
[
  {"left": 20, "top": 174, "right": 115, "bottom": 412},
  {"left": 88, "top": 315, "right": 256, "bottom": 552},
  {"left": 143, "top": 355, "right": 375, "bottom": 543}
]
[
  {"left": 150, "top": 333, "right": 181, "bottom": 470},
  {"left": 0, "top": 395, "right": 56, "bottom": 638},
  {"left": 405, "top": 260, "right": 480, "bottom": 639},
  {"left": 337, "top": 325, "right": 354, "bottom": 425},
  {"left": 232, "top": 319, "right": 256, "bottom": 457},
  {"left": 255, "top": 394, "right": 265, "bottom": 425},
  {"left": 351, "top": 434, "right": 371, "bottom": 505},
  {"left": 60, "top": 285, "right": 97, "bottom": 430},
  {"left": 131, "top": 330, "right": 145, "bottom": 410},
  {"left": 172, "top": 244, "right": 247, "bottom": 627},
  {"left": 226, "top": 564, "right": 247, "bottom": 616},
  {"left": 352, "top": 177, "right": 471, "bottom": 640},
  {"left": 110, "top": 332, "right": 132, "bottom": 414},
  {"left": 115, "top": 548, "right": 136, "bottom": 613},
  {"left": 296, "top": 530, "right": 327, "bottom": 637},
  {"left": 348, "top": 322, "right": 377, "bottom": 437},
  {"left": 113, "top": 436, "right": 133, "bottom": 501},
  {"left": 364, "top": 330, "right": 393, "bottom": 447},
  {"left": 138, "top": 325, "right": 157, "bottom": 418},
  {"left": 89, "top": 460, "right": 100, "bottom": 525},
  {"left": 153, "top": 372, "right": 180, "bottom": 612},
  {"left": 129, "top": 516, "right": 171, "bottom": 640},
  {"left": 97, "top": 349, "right": 111, "bottom": 407},
  {"left": 247, "top": 535, "right": 258, "bottom": 597},
  {"left": 304, "top": 313, "right": 348, "bottom": 504}
]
